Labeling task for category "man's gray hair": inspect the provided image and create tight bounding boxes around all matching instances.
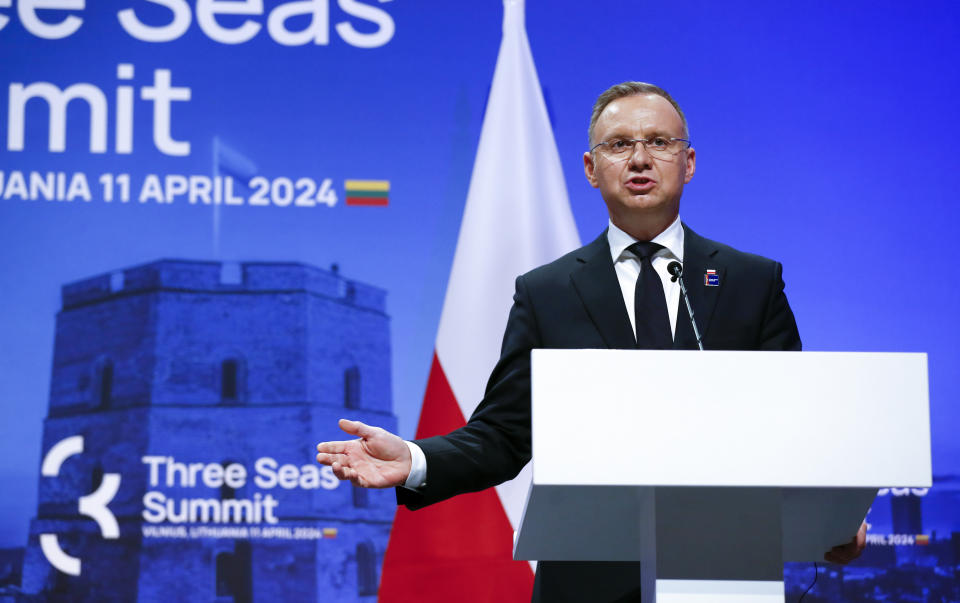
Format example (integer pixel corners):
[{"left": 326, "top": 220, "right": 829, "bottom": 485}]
[{"left": 588, "top": 82, "right": 690, "bottom": 147}]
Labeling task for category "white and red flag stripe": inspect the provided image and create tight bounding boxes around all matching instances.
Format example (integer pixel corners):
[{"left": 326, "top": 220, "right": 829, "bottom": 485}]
[{"left": 379, "top": 0, "right": 580, "bottom": 600}]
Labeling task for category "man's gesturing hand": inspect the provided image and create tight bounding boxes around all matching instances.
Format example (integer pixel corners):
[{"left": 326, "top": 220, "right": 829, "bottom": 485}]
[{"left": 315, "top": 419, "right": 411, "bottom": 488}]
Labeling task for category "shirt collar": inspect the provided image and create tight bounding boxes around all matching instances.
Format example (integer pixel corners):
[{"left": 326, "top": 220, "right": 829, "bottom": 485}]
[{"left": 607, "top": 215, "right": 685, "bottom": 263}]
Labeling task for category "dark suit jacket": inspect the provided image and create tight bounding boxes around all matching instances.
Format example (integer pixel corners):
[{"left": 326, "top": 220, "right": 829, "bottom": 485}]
[{"left": 397, "top": 224, "right": 801, "bottom": 601}]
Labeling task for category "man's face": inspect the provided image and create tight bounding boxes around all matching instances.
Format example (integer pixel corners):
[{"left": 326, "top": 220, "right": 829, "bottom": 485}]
[{"left": 583, "top": 94, "right": 695, "bottom": 231}]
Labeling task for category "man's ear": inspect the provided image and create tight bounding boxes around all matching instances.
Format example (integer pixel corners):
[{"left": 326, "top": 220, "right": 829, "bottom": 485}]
[
  {"left": 583, "top": 151, "right": 599, "bottom": 188},
  {"left": 684, "top": 147, "right": 696, "bottom": 184}
]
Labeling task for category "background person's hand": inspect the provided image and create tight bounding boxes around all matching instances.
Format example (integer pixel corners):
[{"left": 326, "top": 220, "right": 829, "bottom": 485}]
[
  {"left": 316, "top": 419, "right": 412, "bottom": 488},
  {"left": 824, "top": 521, "right": 867, "bottom": 564}
]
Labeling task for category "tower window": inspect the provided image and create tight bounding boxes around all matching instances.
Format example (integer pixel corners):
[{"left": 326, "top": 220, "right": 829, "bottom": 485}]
[
  {"left": 220, "top": 461, "right": 237, "bottom": 500},
  {"left": 48, "top": 566, "right": 70, "bottom": 592},
  {"left": 352, "top": 484, "right": 369, "bottom": 508},
  {"left": 92, "top": 463, "right": 104, "bottom": 492},
  {"left": 216, "top": 542, "right": 252, "bottom": 602},
  {"left": 357, "top": 541, "right": 377, "bottom": 596},
  {"left": 344, "top": 366, "right": 361, "bottom": 409},
  {"left": 94, "top": 359, "right": 114, "bottom": 409},
  {"left": 215, "top": 552, "right": 232, "bottom": 597},
  {"left": 221, "top": 359, "right": 239, "bottom": 401}
]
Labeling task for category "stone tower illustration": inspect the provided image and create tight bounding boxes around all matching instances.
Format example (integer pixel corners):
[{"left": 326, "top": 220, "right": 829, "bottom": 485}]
[{"left": 21, "top": 260, "right": 396, "bottom": 601}]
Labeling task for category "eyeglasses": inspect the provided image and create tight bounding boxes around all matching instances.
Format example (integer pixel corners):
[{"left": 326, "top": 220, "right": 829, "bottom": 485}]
[{"left": 590, "top": 137, "right": 691, "bottom": 161}]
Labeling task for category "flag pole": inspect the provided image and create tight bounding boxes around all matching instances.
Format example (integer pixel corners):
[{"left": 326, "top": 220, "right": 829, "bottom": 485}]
[{"left": 379, "top": 0, "right": 579, "bottom": 599}]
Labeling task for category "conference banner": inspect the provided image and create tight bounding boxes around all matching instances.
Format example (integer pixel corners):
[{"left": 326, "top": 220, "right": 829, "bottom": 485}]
[{"left": 1, "top": 1, "right": 958, "bottom": 601}]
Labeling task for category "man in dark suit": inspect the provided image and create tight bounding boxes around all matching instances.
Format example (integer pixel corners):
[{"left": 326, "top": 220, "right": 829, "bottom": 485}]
[{"left": 317, "top": 82, "right": 864, "bottom": 601}]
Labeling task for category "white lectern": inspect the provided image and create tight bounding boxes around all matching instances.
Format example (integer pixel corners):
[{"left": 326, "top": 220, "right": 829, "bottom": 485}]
[{"left": 514, "top": 350, "right": 931, "bottom": 603}]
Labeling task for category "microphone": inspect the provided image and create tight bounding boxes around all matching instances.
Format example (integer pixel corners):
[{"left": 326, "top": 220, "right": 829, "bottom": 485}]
[{"left": 667, "top": 261, "right": 704, "bottom": 351}]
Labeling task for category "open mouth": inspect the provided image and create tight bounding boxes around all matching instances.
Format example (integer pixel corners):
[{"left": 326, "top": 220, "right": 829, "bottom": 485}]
[{"left": 625, "top": 177, "right": 655, "bottom": 192}]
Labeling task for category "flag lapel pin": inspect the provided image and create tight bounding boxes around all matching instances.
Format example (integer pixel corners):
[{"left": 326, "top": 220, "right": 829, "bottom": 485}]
[{"left": 704, "top": 269, "right": 720, "bottom": 287}]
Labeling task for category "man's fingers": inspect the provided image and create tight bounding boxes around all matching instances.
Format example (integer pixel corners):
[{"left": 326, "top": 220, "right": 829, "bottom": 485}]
[
  {"left": 824, "top": 548, "right": 848, "bottom": 564},
  {"left": 856, "top": 522, "right": 867, "bottom": 547},
  {"left": 317, "top": 420, "right": 401, "bottom": 489},
  {"left": 824, "top": 522, "right": 868, "bottom": 565},
  {"left": 824, "top": 543, "right": 856, "bottom": 565},
  {"left": 337, "top": 418, "right": 360, "bottom": 435},
  {"left": 338, "top": 418, "right": 375, "bottom": 438},
  {"left": 315, "top": 452, "right": 343, "bottom": 466},
  {"left": 316, "top": 441, "right": 350, "bottom": 454},
  {"left": 331, "top": 461, "right": 355, "bottom": 482}
]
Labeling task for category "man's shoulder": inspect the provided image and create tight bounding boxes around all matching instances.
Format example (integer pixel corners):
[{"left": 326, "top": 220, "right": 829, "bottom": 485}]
[
  {"left": 519, "top": 231, "right": 607, "bottom": 286},
  {"left": 685, "top": 226, "right": 783, "bottom": 273}
]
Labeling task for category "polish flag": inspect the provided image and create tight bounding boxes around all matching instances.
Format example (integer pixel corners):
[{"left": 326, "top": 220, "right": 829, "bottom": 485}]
[{"left": 379, "top": 0, "right": 580, "bottom": 600}]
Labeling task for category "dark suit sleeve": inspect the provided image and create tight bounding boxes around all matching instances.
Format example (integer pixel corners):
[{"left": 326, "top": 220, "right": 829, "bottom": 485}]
[
  {"left": 758, "top": 261, "right": 801, "bottom": 352},
  {"left": 397, "top": 275, "right": 539, "bottom": 510}
]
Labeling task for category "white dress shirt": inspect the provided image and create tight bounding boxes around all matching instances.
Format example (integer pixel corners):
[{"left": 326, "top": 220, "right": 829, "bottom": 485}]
[
  {"left": 403, "top": 216, "right": 686, "bottom": 490},
  {"left": 403, "top": 440, "right": 428, "bottom": 489},
  {"left": 607, "top": 215, "right": 685, "bottom": 339}
]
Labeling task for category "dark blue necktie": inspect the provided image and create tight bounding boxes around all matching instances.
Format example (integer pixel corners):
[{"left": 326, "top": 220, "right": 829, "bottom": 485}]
[{"left": 628, "top": 241, "right": 672, "bottom": 349}]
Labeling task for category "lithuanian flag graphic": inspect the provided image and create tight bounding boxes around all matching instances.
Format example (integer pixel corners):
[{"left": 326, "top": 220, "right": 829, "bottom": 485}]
[
  {"left": 322, "top": 527, "right": 338, "bottom": 539},
  {"left": 345, "top": 180, "right": 389, "bottom": 206}
]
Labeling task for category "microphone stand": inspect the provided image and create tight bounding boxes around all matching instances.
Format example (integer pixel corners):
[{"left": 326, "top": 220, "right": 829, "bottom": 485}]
[{"left": 667, "top": 261, "right": 704, "bottom": 351}]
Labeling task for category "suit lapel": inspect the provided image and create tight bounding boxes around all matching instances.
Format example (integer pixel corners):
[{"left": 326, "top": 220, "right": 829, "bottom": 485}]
[
  {"left": 674, "top": 223, "right": 724, "bottom": 349},
  {"left": 570, "top": 232, "right": 638, "bottom": 350}
]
